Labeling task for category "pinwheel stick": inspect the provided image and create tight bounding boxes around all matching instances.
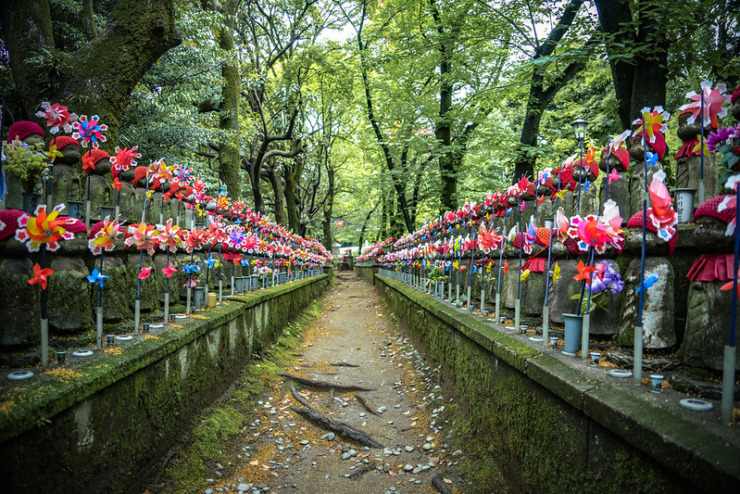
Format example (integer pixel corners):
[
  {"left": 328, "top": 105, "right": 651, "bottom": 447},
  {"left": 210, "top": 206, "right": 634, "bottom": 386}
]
[
  {"left": 85, "top": 170, "right": 91, "bottom": 229},
  {"left": 722, "top": 183, "right": 740, "bottom": 423},
  {"left": 205, "top": 245, "right": 211, "bottom": 295},
  {"left": 699, "top": 91, "right": 705, "bottom": 204},
  {"left": 96, "top": 253, "right": 104, "bottom": 349},
  {"left": 40, "top": 245, "right": 49, "bottom": 368},
  {"left": 635, "top": 119, "right": 649, "bottom": 386},
  {"left": 164, "top": 248, "right": 170, "bottom": 323},
  {"left": 134, "top": 249, "right": 143, "bottom": 333},
  {"left": 467, "top": 228, "right": 478, "bottom": 309},
  {"left": 516, "top": 194, "right": 523, "bottom": 331},
  {"left": 605, "top": 137, "right": 612, "bottom": 201},
  {"left": 218, "top": 243, "right": 223, "bottom": 303},
  {"left": 495, "top": 216, "right": 505, "bottom": 323}
]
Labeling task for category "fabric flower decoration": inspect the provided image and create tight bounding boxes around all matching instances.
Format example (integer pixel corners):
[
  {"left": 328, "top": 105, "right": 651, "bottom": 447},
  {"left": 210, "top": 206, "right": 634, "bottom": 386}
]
[
  {"left": 36, "top": 102, "right": 77, "bottom": 134},
  {"left": 28, "top": 263, "right": 54, "bottom": 290},
  {"left": 588, "top": 261, "right": 624, "bottom": 294},
  {"left": 138, "top": 267, "right": 152, "bottom": 280},
  {"left": 110, "top": 146, "right": 141, "bottom": 174},
  {"left": 162, "top": 263, "right": 177, "bottom": 278},
  {"left": 680, "top": 81, "right": 731, "bottom": 128},
  {"left": 88, "top": 217, "right": 121, "bottom": 255},
  {"left": 86, "top": 268, "right": 109, "bottom": 288},
  {"left": 15, "top": 204, "right": 74, "bottom": 252},
  {"left": 72, "top": 115, "right": 107, "bottom": 148}
]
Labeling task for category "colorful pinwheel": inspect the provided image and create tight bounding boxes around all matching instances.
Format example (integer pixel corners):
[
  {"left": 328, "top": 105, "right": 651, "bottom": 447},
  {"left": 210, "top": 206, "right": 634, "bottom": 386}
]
[
  {"left": 15, "top": 204, "right": 74, "bottom": 252},
  {"left": 158, "top": 219, "right": 183, "bottom": 253},
  {"left": 35, "top": 102, "right": 77, "bottom": 134},
  {"left": 72, "top": 115, "right": 107, "bottom": 148},
  {"left": 680, "top": 81, "right": 731, "bottom": 128},
  {"left": 124, "top": 223, "right": 160, "bottom": 255},
  {"left": 633, "top": 107, "right": 670, "bottom": 160},
  {"left": 88, "top": 217, "right": 121, "bottom": 255},
  {"left": 110, "top": 146, "right": 141, "bottom": 174},
  {"left": 138, "top": 267, "right": 152, "bottom": 280},
  {"left": 162, "top": 263, "right": 177, "bottom": 278}
]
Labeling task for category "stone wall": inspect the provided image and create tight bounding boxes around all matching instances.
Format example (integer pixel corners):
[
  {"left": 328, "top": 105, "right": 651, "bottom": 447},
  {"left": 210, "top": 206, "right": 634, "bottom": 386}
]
[
  {"left": 374, "top": 274, "right": 739, "bottom": 493},
  {"left": 0, "top": 275, "right": 328, "bottom": 493}
]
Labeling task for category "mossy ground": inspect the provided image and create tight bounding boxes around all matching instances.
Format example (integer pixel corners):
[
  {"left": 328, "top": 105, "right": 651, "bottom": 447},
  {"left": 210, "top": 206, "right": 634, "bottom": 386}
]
[{"left": 151, "top": 301, "right": 324, "bottom": 493}]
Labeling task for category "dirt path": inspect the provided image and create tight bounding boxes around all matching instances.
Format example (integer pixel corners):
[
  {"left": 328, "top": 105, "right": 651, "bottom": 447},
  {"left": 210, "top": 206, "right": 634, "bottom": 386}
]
[{"left": 149, "top": 272, "right": 471, "bottom": 494}]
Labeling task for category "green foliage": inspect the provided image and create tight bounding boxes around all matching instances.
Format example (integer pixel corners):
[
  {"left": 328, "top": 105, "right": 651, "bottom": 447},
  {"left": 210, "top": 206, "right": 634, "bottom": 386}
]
[{"left": 1, "top": 139, "right": 50, "bottom": 192}]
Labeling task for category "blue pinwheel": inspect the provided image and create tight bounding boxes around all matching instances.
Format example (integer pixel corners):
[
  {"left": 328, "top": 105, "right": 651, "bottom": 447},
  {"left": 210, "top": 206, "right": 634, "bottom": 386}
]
[
  {"left": 86, "top": 268, "right": 109, "bottom": 288},
  {"left": 584, "top": 178, "right": 591, "bottom": 192},
  {"left": 240, "top": 259, "right": 250, "bottom": 267},
  {"left": 637, "top": 274, "right": 659, "bottom": 293},
  {"left": 205, "top": 255, "right": 217, "bottom": 269},
  {"left": 645, "top": 151, "right": 659, "bottom": 168},
  {"left": 182, "top": 263, "right": 201, "bottom": 274}
]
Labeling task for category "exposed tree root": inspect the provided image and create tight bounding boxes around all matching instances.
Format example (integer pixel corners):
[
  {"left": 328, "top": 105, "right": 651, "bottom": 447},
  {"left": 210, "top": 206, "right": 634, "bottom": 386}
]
[
  {"left": 289, "top": 384, "right": 383, "bottom": 448},
  {"left": 355, "top": 394, "right": 381, "bottom": 416},
  {"left": 431, "top": 473, "right": 453, "bottom": 494},
  {"left": 278, "top": 372, "right": 374, "bottom": 392},
  {"left": 348, "top": 465, "right": 374, "bottom": 480}
]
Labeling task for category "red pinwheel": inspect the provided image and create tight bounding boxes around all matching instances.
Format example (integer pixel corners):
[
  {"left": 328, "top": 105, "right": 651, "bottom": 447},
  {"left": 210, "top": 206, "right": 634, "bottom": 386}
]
[
  {"left": 28, "top": 263, "right": 54, "bottom": 290},
  {"left": 573, "top": 261, "right": 596, "bottom": 283},
  {"left": 111, "top": 177, "right": 124, "bottom": 191},
  {"left": 110, "top": 146, "right": 141, "bottom": 175},
  {"left": 138, "top": 267, "right": 152, "bottom": 280}
]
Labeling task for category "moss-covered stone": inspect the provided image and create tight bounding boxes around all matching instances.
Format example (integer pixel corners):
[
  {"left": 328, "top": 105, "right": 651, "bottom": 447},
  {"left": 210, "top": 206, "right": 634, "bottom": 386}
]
[
  {"left": 100, "top": 255, "right": 132, "bottom": 322},
  {"left": 48, "top": 256, "right": 93, "bottom": 334},
  {"left": 126, "top": 252, "right": 160, "bottom": 312},
  {"left": 0, "top": 257, "right": 39, "bottom": 347}
]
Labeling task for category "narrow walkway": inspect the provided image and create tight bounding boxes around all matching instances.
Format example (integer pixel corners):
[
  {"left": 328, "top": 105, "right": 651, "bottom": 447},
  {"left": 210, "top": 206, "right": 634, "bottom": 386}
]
[{"left": 151, "top": 272, "right": 474, "bottom": 494}]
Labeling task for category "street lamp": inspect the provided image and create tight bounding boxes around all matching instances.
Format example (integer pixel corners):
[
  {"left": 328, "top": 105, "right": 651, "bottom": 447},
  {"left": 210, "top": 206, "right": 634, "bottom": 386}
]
[{"left": 572, "top": 118, "right": 589, "bottom": 211}]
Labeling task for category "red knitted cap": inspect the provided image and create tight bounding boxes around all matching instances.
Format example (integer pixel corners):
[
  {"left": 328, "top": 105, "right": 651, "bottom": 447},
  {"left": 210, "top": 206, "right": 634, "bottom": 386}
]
[
  {"left": 50, "top": 135, "right": 80, "bottom": 151},
  {"left": 59, "top": 217, "right": 88, "bottom": 234},
  {"left": 694, "top": 195, "right": 735, "bottom": 224},
  {"left": 82, "top": 149, "right": 110, "bottom": 165},
  {"left": 8, "top": 121, "right": 44, "bottom": 142},
  {"left": 0, "top": 209, "right": 25, "bottom": 240},
  {"left": 627, "top": 210, "right": 677, "bottom": 253},
  {"left": 535, "top": 228, "right": 551, "bottom": 247}
]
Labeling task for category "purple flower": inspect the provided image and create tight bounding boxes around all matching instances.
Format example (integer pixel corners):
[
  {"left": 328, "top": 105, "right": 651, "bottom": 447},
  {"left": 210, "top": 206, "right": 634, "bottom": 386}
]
[
  {"left": 707, "top": 125, "right": 740, "bottom": 153},
  {"left": 588, "top": 261, "right": 624, "bottom": 295}
]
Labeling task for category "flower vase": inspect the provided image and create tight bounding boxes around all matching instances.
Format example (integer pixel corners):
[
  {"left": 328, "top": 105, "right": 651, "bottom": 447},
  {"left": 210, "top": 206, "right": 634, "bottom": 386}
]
[
  {"left": 193, "top": 286, "right": 205, "bottom": 309},
  {"left": 21, "top": 192, "right": 40, "bottom": 213},
  {"left": 67, "top": 200, "right": 84, "bottom": 219},
  {"left": 562, "top": 313, "right": 583, "bottom": 356}
]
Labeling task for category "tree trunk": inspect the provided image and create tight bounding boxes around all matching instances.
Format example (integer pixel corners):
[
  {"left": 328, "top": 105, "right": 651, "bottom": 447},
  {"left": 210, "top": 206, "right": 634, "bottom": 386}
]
[
  {"left": 1, "top": 0, "right": 180, "bottom": 148},
  {"left": 284, "top": 158, "right": 303, "bottom": 233},
  {"left": 429, "top": 0, "right": 457, "bottom": 211},
  {"left": 321, "top": 164, "right": 335, "bottom": 251},
  {"left": 216, "top": 0, "right": 242, "bottom": 199},
  {"left": 266, "top": 159, "right": 287, "bottom": 226}
]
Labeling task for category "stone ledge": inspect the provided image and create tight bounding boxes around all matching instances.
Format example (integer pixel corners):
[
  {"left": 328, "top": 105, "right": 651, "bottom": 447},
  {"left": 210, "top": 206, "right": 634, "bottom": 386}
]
[
  {"left": 0, "top": 275, "right": 328, "bottom": 445},
  {"left": 375, "top": 273, "right": 740, "bottom": 492}
]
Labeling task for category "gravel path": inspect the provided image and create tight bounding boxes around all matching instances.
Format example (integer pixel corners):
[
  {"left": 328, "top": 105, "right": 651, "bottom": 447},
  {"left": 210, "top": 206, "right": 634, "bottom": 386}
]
[{"left": 159, "top": 272, "right": 470, "bottom": 494}]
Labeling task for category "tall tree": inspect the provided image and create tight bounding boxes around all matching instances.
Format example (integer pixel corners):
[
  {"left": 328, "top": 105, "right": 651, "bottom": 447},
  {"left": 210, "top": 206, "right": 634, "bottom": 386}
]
[{"left": 0, "top": 0, "right": 180, "bottom": 146}]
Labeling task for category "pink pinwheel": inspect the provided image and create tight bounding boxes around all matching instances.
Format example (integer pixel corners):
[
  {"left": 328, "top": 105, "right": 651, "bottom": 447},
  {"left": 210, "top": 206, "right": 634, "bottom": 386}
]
[
  {"left": 72, "top": 115, "right": 107, "bottom": 148},
  {"left": 36, "top": 102, "right": 77, "bottom": 134},
  {"left": 158, "top": 218, "right": 183, "bottom": 253},
  {"left": 153, "top": 159, "right": 174, "bottom": 183},
  {"left": 162, "top": 263, "right": 177, "bottom": 278},
  {"left": 608, "top": 168, "right": 620, "bottom": 183},
  {"left": 138, "top": 267, "right": 152, "bottom": 280},
  {"left": 110, "top": 146, "right": 141, "bottom": 174},
  {"left": 123, "top": 223, "right": 160, "bottom": 255},
  {"left": 193, "top": 177, "right": 207, "bottom": 202},
  {"left": 647, "top": 171, "right": 677, "bottom": 241},
  {"left": 680, "top": 81, "right": 731, "bottom": 128},
  {"left": 185, "top": 228, "right": 208, "bottom": 253},
  {"left": 208, "top": 219, "right": 228, "bottom": 245},
  {"left": 88, "top": 217, "right": 121, "bottom": 255},
  {"left": 173, "top": 165, "right": 192, "bottom": 186}
]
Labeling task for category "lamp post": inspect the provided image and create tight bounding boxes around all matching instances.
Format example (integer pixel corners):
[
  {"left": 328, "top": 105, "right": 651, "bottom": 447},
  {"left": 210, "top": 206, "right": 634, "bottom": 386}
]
[{"left": 572, "top": 118, "right": 589, "bottom": 212}]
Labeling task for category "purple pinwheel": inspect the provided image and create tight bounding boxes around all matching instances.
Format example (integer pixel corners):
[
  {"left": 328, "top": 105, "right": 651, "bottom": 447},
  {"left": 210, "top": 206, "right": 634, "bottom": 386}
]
[{"left": 72, "top": 115, "right": 108, "bottom": 149}]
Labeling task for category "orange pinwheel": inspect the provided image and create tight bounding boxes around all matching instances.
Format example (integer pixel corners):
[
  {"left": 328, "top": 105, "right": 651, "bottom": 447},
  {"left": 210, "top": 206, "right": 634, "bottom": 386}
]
[
  {"left": 28, "top": 263, "right": 54, "bottom": 290},
  {"left": 503, "top": 260, "right": 509, "bottom": 275},
  {"left": 88, "top": 217, "right": 120, "bottom": 255},
  {"left": 82, "top": 151, "right": 96, "bottom": 173},
  {"left": 573, "top": 260, "right": 596, "bottom": 283},
  {"left": 14, "top": 204, "right": 74, "bottom": 252},
  {"left": 111, "top": 176, "right": 124, "bottom": 191}
]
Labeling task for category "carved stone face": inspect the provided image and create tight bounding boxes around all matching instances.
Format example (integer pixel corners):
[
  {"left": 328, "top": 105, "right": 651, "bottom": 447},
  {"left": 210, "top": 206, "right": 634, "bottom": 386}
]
[
  {"left": 22, "top": 133, "right": 44, "bottom": 147},
  {"left": 93, "top": 158, "right": 112, "bottom": 176},
  {"left": 693, "top": 216, "right": 735, "bottom": 253},
  {"left": 676, "top": 112, "right": 702, "bottom": 142},
  {"left": 571, "top": 165, "right": 596, "bottom": 182},
  {"left": 598, "top": 150, "right": 626, "bottom": 172},
  {"left": 56, "top": 145, "right": 81, "bottom": 166},
  {"left": 625, "top": 227, "right": 671, "bottom": 256}
]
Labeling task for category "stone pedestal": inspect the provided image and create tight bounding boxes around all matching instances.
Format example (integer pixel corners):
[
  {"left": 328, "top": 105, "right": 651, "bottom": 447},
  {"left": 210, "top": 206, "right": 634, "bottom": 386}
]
[
  {"left": 127, "top": 253, "right": 160, "bottom": 312},
  {"left": 48, "top": 256, "right": 93, "bottom": 333},
  {"left": 100, "top": 255, "right": 132, "bottom": 322},
  {"left": 616, "top": 257, "right": 675, "bottom": 349},
  {"left": 0, "top": 258, "right": 39, "bottom": 347},
  {"left": 678, "top": 281, "right": 739, "bottom": 371}
]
